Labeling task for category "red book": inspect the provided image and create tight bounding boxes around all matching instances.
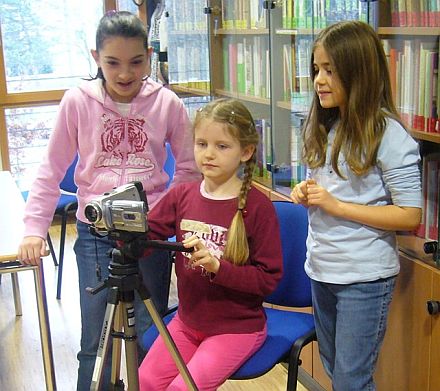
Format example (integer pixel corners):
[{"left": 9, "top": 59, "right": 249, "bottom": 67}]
[
  {"left": 415, "top": 158, "right": 429, "bottom": 238},
  {"left": 426, "top": 159, "right": 439, "bottom": 241},
  {"left": 389, "top": 48, "right": 398, "bottom": 104}
]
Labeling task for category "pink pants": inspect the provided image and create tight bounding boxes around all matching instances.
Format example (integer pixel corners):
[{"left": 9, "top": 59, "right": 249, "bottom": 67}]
[{"left": 138, "top": 313, "right": 267, "bottom": 391}]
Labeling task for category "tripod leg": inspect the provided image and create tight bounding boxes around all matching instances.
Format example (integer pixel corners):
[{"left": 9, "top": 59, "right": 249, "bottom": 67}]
[
  {"left": 142, "top": 298, "right": 198, "bottom": 391},
  {"left": 90, "top": 287, "right": 120, "bottom": 391},
  {"left": 120, "top": 302, "right": 140, "bottom": 391},
  {"left": 110, "top": 304, "right": 123, "bottom": 388}
]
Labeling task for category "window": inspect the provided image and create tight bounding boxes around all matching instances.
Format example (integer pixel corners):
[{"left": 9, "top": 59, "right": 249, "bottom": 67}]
[
  {"left": 6, "top": 105, "right": 59, "bottom": 189},
  {"left": 0, "top": 0, "right": 148, "bottom": 187},
  {"left": 1, "top": 1, "right": 103, "bottom": 93}
]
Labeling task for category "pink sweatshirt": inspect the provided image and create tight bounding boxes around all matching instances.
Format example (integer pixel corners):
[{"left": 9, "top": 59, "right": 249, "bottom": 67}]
[{"left": 23, "top": 78, "right": 200, "bottom": 238}]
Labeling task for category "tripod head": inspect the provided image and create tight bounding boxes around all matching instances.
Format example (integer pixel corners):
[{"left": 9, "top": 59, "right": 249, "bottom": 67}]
[
  {"left": 87, "top": 226, "right": 193, "bottom": 297},
  {"left": 90, "top": 226, "right": 193, "bottom": 261}
]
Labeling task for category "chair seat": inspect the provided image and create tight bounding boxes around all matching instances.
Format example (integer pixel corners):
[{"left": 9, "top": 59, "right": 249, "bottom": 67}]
[
  {"left": 142, "top": 307, "right": 315, "bottom": 379},
  {"left": 231, "top": 307, "right": 315, "bottom": 378}
]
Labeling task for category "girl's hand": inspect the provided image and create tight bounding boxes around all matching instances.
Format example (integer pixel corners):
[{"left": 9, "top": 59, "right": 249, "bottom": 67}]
[
  {"left": 18, "top": 236, "right": 49, "bottom": 266},
  {"left": 290, "top": 179, "right": 316, "bottom": 206},
  {"left": 306, "top": 181, "right": 341, "bottom": 216},
  {"left": 182, "top": 235, "right": 220, "bottom": 274}
]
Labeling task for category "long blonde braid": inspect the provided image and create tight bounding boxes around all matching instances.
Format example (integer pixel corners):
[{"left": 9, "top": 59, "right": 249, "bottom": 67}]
[{"left": 194, "top": 98, "right": 259, "bottom": 265}]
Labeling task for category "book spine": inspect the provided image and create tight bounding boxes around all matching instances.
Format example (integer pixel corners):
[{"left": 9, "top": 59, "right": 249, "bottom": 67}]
[
  {"left": 236, "top": 42, "right": 245, "bottom": 94},
  {"left": 426, "top": 159, "right": 440, "bottom": 240}
]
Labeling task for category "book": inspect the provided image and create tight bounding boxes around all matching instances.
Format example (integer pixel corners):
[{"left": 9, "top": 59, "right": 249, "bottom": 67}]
[
  {"left": 236, "top": 42, "right": 245, "bottom": 94},
  {"left": 290, "top": 112, "right": 307, "bottom": 186},
  {"left": 415, "top": 156, "right": 429, "bottom": 238},
  {"left": 228, "top": 41, "right": 238, "bottom": 92},
  {"left": 425, "top": 49, "right": 439, "bottom": 132},
  {"left": 426, "top": 157, "right": 440, "bottom": 241},
  {"left": 243, "top": 38, "right": 254, "bottom": 96},
  {"left": 222, "top": 37, "right": 230, "bottom": 91}
]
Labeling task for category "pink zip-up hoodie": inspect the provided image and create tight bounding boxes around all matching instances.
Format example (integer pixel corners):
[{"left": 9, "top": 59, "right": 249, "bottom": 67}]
[{"left": 23, "top": 78, "right": 200, "bottom": 239}]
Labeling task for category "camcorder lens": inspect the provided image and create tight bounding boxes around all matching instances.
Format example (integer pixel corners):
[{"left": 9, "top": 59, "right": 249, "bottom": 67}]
[{"left": 85, "top": 204, "right": 100, "bottom": 223}]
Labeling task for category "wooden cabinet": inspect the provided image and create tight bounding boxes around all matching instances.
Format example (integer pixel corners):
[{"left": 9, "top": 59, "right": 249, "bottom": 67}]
[
  {"left": 375, "top": 246, "right": 440, "bottom": 390},
  {"left": 430, "top": 272, "right": 440, "bottom": 390}
]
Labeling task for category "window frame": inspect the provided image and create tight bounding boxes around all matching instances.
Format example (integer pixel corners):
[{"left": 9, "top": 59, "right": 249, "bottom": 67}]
[{"left": 0, "top": 0, "right": 147, "bottom": 170}]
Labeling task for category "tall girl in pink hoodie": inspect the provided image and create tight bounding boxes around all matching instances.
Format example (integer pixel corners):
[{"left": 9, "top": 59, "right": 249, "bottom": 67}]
[{"left": 17, "top": 11, "right": 200, "bottom": 391}]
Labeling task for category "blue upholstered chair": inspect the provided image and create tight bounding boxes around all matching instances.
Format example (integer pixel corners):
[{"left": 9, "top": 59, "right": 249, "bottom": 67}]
[
  {"left": 21, "top": 155, "right": 78, "bottom": 299},
  {"left": 164, "top": 142, "right": 175, "bottom": 188},
  {"left": 141, "top": 200, "right": 315, "bottom": 391}
]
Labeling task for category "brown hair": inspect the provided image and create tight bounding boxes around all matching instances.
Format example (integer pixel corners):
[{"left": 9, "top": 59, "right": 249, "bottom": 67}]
[
  {"left": 193, "top": 98, "right": 259, "bottom": 265},
  {"left": 303, "top": 20, "right": 403, "bottom": 177}
]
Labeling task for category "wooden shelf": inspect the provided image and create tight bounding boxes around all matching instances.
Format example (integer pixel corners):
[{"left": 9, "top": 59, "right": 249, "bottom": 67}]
[
  {"left": 397, "top": 234, "right": 439, "bottom": 270},
  {"left": 410, "top": 130, "right": 440, "bottom": 144},
  {"left": 378, "top": 27, "right": 440, "bottom": 36},
  {"left": 277, "top": 100, "right": 290, "bottom": 110},
  {"left": 170, "top": 84, "right": 210, "bottom": 97},
  {"left": 215, "top": 89, "right": 270, "bottom": 106},
  {"left": 275, "top": 28, "right": 320, "bottom": 35},
  {"left": 215, "top": 28, "right": 268, "bottom": 35},
  {"left": 253, "top": 176, "right": 272, "bottom": 189}
]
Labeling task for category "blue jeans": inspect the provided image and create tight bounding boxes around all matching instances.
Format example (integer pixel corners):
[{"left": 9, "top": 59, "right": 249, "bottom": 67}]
[
  {"left": 311, "top": 277, "right": 396, "bottom": 391},
  {"left": 74, "top": 221, "right": 171, "bottom": 391}
]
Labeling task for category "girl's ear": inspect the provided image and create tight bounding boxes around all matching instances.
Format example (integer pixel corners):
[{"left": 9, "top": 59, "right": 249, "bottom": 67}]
[
  {"left": 241, "top": 145, "right": 256, "bottom": 163},
  {"left": 91, "top": 49, "right": 100, "bottom": 66}
]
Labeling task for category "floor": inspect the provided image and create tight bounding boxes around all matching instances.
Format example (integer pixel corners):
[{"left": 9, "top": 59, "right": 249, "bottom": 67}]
[{"left": 0, "top": 220, "right": 309, "bottom": 390}]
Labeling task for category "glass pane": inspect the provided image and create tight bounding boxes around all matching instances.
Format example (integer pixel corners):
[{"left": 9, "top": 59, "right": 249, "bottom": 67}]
[
  {"left": 164, "top": 0, "right": 210, "bottom": 90},
  {"left": 6, "top": 105, "right": 59, "bottom": 191},
  {"left": 0, "top": 0, "right": 103, "bottom": 93},
  {"left": 182, "top": 95, "right": 212, "bottom": 121},
  {"left": 270, "top": 0, "right": 372, "bottom": 196},
  {"left": 117, "top": 0, "right": 139, "bottom": 14},
  {"left": 214, "top": 1, "right": 272, "bottom": 187}
]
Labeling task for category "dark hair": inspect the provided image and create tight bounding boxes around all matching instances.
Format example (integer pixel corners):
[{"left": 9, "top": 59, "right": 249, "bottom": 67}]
[
  {"left": 303, "top": 20, "right": 403, "bottom": 177},
  {"left": 92, "top": 11, "right": 148, "bottom": 80}
]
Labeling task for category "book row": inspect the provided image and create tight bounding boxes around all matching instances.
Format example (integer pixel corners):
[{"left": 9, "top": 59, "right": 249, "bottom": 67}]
[
  {"left": 281, "top": 36, "right": 440, "bottom": 135},
  {"left": 221, "top": 0, "right": 268, "bottom": 29},
  {"left": 254, "top": 114, "right": 308, "bottom": 189},
  {"left": 382, "top": 38, "right": 439, "bottom": 134},
  {"left": 415, "top": 154, "right": 440, "bottom": 241},
  {"left": 390, "top": 0, "right": 440, "bottom": 27},
  {"left": 281, "top": 0, "right": 370, "bottom": 29},
  {"left": 222, "top": 36, "right": 271, "bottom": 99},
  {"left": 166, "top": 0, "right": 207, "bottom": 31}
]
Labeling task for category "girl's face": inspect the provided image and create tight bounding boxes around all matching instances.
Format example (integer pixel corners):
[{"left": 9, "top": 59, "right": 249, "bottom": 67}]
[
  {"left": 91, "top": 36, "right": 149, "bottom": 103},
  {"left": 194, "top": 118, "right": 254, "bottom": 190},
  {"left": 313, "top": 44, "right": 347, "bottom": 113}
]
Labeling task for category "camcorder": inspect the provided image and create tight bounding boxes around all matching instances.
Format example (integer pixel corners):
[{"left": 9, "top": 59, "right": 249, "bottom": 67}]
[
  {"left": 84, "top": 181, "right": 148, "bottom": 234},
  {"left": 85, "top": 181, "right": 191, "bottom": 256}
]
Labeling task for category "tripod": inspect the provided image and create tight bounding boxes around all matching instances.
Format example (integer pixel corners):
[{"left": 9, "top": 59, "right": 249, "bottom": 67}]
[{"left": 87, "top": 231, "right": 198, "bottom": 391}]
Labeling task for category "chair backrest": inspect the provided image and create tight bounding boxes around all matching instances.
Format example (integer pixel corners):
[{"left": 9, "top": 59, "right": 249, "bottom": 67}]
[
  {"left": 164, "top": 142, "right": 175, "bottom": 188},
  {"left": 60, "top": 155, "right": 78, "bottom": 194},
  {"left": 265, "top": 201, "right": 311, "bottom": 308}
]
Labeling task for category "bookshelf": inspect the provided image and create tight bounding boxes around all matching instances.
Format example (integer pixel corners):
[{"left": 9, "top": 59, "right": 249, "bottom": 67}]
[
  {"left": 375, "top": 2, "right": 440, "bottom": 388},
  {"left": 159, "top": 0, "right": 211, "bottom": 99},
  {"left": 376, "top": 1, "right": 440, "bottom": 259},
  {"left": 207, "top": 1, "right": 440, "bottom": 264},
  {"left": 165, "top": 1, "right": 440, "bottom": 389}
]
